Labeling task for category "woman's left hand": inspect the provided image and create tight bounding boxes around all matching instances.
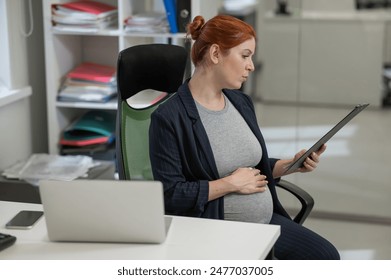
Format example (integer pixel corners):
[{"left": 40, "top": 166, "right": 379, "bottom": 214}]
[
  {"left": 295, "top": 144, "right": 327, "bottom": 173},
  {"left": 273, "top": 144, "right": 327, "bottom": 177}
]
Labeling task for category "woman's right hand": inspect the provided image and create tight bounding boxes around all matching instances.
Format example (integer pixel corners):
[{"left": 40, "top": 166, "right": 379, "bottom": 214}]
[
  {"left": 208, "top": 167, "right": 268, "bottom": 201},
  {"left": 227, "top": 167, "right": 268, "bottom": 194}
]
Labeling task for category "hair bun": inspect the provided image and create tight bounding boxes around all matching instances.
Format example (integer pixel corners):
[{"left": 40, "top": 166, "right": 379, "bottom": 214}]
[{"left": 187, "top": 15, "right": 205, "bottom": 40}]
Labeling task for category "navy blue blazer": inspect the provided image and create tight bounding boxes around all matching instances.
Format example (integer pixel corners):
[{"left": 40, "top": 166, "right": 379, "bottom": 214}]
[{"left": 149, "top": 80, "right": 290, "bottom": 220}]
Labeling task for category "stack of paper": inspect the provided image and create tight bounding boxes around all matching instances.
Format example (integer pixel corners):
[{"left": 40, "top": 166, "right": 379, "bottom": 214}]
[
  {"left": 124, "top": 12, "right": 169, "bottom": 33},
  {"left": 58, "top": 62, "right": 117, "bottom": 103},
  {"left": 2, "top": 154, "right": 95, "bottom": 186},
  {"left": 51, "top": 0, "right": 118, "bottom": 32}
]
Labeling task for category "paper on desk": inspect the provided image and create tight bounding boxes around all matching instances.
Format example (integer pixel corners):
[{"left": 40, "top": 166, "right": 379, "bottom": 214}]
[
  {"left": 2, "top": 161, "right": 26, "bottom": 179},
  {"left": 2, "top": 154, "right": 95, "bottom": 186}
]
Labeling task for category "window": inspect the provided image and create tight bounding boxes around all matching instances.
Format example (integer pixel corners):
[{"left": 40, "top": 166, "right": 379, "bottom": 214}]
[{"left": 0, "top": 0, "right": 32, "bottom": 107}]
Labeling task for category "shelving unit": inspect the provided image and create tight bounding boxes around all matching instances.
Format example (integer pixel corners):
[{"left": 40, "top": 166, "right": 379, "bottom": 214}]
[{"left": 43, "top": 0, "right": 223, "bottom": 154}]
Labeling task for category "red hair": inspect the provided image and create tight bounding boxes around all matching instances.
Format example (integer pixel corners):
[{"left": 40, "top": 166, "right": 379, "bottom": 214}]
[{"left": 187, "top": 15, "right": 256, "bottom": 66}]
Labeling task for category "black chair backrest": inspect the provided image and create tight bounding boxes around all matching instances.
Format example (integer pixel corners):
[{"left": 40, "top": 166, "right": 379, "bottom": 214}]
[
  {"left": 117, "top": 44, "right": 188, "bottom": 100},
  {"left": 115, "top": 44, "right": 188, "bottom": 179}
]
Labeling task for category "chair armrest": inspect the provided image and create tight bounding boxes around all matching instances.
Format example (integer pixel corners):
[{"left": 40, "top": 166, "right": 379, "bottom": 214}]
[{"left": 276, "top": 179, "right": 314, "bottom": 224}]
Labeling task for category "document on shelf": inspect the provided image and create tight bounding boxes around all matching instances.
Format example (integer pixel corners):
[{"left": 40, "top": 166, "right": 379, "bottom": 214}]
[
  {"left": 66, "top": 62, "right": 116, "bottom": 84},
  {"left": 52, "top": 1, "right": 117, "bottom": 20},
  {"left": 51, "top": 1, "right": 118, "bottom": 32},
  {"left": 58, "top": 86, "right": 116, "bottom": 103},
  {"left": 57, "top": 62, "right": 117, "bottom": 103},
  {"left": 123, "top": 12, "right": 169, "bottom": 34}
]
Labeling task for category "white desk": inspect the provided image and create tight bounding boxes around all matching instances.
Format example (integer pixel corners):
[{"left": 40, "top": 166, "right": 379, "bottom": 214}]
[{"left": 0, "top": 201, "right": 280, "bottom": 260}]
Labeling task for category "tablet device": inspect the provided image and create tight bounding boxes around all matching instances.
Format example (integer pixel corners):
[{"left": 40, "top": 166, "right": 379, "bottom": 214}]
[{"left": 284, "top": 103, "right": 369, "bottom": 174}]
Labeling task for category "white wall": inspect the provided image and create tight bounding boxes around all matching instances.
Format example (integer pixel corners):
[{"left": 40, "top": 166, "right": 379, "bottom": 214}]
[
  {"left": 262, "top": 0, "right": 356, "bottom": 13},
  {"left": 0, "top": 0, "right": 47, "bottom": 170},
  {"left": 301, "top": 0, "right": 355, "bottom": 11}
]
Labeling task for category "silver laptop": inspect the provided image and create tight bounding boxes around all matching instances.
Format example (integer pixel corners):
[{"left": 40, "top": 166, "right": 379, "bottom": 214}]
[{"left": 39, "top": 179, "right": 169, "bottom": 244}]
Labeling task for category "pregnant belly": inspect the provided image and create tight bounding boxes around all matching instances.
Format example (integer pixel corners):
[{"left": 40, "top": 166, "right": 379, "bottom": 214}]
[{"left": 224, "top": 188, "right": 273, "bottom": 224}]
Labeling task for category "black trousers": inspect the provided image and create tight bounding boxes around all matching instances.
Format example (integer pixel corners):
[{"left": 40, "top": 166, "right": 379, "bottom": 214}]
[{"left": 270, "top": 213, "right": 340, "bottom": 260}]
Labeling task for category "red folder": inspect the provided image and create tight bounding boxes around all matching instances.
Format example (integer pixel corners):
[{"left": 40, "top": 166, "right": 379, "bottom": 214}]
[
  {"left": 60, "top": 1, "right": 117, "bottom": 15},
  {"left": 67, "top": 62, "right": 116, "bottom": 83},
  {"left": 59, "top": 136, "right": 110, "bottom": 146}
]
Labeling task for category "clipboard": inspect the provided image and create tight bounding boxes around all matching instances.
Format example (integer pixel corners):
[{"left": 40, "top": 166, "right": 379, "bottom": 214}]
[{"left": 284, "top": 103, "right": 369, "bottom": 174}]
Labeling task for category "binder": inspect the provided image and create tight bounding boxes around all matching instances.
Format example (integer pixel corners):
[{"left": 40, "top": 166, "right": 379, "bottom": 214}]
[
  {"left": 58, "top": 1, "right": 117, "bottom": 17},
  {"left": 51, "top": 1, "right": 118, "bottom": 32},
  {"left": 59, "top": 136, "right": 113, "bottom": 146},
  {"left": 67, "top": 62, "right": 116, "bottom": 84},
  {"left": 176, "top": 0, "right": 191, "bottom": 33},
  {"left": 60, "top": 111, "right": 116, "bottom": 147},
  {"left": 163, "top": 0, "right": 178, "bottom": 33}
]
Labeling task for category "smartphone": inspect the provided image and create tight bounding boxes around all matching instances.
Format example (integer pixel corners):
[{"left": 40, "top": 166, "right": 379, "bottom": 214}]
[{"left": 5, "top": 210, "right": 44, "bottom": 229}]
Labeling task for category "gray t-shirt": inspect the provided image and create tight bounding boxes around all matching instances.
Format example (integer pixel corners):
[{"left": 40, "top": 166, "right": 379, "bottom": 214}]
[{"left": 195, "top": 94, "right": 273, "bottom": 224}]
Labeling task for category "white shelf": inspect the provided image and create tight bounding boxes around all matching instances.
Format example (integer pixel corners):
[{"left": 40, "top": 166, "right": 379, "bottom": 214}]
[
  {"left": 51, "top": 27, "right": 122, "bottom": 36},
  {"left": 43, "top": 0, "right": 223, "bottom": 154},
  {"left": 51, "top": 28, "right": 188, "bottom": 39},
  {"left": 123, "top": 32, "right": 188, "bottom": 38},
  {"left": 56, "top": 99, "right": 117, "bottom": 110}
]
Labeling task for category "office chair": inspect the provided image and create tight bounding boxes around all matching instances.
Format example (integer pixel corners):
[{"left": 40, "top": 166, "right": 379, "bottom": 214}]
[
  {"left": 276, "top": 179, "right": 313, "bottom": 224},
  {"left": 116, "top": 44, "right": 188, "bottom": 180},
  {"left": 115, "top": 43, "right": 313, "bottom": 225}
]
